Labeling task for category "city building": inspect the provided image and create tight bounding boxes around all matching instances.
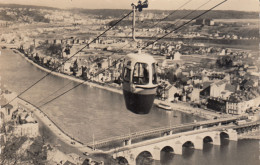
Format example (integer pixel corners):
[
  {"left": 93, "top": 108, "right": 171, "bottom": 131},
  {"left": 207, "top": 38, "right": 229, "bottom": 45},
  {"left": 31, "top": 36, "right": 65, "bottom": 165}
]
[
  {"left": 210, "top": 79, "right": 228, "bottom": 98},
  {"left": 195, "top": 19, "right": 214, "bottom": 26},
  {"left": 226, "top": 96, "right": 260, "bottom": 115},
  {"left": 12, "top": 108, "right": 39, "bottom": 138}
]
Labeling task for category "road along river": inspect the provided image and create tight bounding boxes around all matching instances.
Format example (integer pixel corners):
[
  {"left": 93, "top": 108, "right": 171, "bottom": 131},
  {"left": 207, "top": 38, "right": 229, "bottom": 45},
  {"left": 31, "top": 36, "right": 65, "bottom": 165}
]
[{"left": 0, "top": 48, "right": 202, "bottom": 143}]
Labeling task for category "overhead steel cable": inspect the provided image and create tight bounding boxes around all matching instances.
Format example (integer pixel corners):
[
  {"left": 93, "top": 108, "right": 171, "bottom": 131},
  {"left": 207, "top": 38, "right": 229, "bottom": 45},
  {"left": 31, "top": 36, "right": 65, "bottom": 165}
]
[
  {"left": 142, "top": 0, "right": 227, "bottom": 50},
  {"left": 37, "top": 81, "right": 73, "bottom": 105},
  {"left": 149, "top": 0, "right": 192, "bottom": 29},
  {"left": 36, "top": 0, "right": 227, "bottom": 108},
  {"left": 124, "top": 0, "right": 193, "bottom": 37},
  {"left": 3, "top": 10, "right": 133, "bottom": 107},
  {"left": 38, "top": 60, "right": 122, "bottom": 108},
  {"left": 123, "top": 0, "right": 213, "bottom": 50},
  {"left": 34, "top": 0, "right": 197, "bottom": 106},
  {"left": 153, "top": 0, "right": 215, "bottom": 34},
  {"left": 136, "top": 0, "right": 215, "bottom": 50}
]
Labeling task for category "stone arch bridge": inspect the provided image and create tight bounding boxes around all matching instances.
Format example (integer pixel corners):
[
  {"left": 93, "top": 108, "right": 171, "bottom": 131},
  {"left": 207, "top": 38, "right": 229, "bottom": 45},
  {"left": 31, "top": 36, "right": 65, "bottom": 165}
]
[{"left": 109, "top": 122, "right": 259, "bottom": 165}]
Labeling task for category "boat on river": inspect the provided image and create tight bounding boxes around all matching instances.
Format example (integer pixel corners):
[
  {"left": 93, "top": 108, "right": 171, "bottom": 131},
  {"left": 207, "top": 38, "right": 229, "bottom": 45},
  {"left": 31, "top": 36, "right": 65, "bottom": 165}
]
[{"left": 156, "top": 103, "right": 172, "bottom": 111}]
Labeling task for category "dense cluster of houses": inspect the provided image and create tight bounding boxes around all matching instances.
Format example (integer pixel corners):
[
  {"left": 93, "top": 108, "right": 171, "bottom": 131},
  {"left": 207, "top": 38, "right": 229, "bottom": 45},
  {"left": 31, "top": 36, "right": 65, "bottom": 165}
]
[
  {"left": 156, "top": 48, "right": 260, "bottom": 115},
  {"left": 19, "top": 39, "right": 124, "bottom": 86},
  {"left": 0, "top": 85, "right": 104, "bottom": 165},
  {"left": 0, "top": 85, "right": 39, "bottom": 154},
  {"left": 16, "top": 34, "right": 260, "bottom": 116}
]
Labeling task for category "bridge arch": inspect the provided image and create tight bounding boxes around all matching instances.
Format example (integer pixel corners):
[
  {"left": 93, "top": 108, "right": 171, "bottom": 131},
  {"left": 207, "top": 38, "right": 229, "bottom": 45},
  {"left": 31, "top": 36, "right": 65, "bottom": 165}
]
[
  {"left": 116, "top": 156, "right": 129, "bottom": 165},
  {"left": 160, "top": 146, "right": 175, "bottom": 164},
  {"left": 160, "top": 145, "right": 174, "bottom": 153},
  {"left": 136, "top": 151, "right": 154, "bottom": 165},
  {"left": 203, "top": 136, "right": 213, "bottom": 143},
  {"left": 182, "top": 140, "right": 195, "bottom": 158},
  {"left": 182, "top": 141, "right": 195, "bottom": 148},
  {"left": 220, "top": 131, "right": 229, "bottom": 139},
  {"left": 161, "top": 146, "right": 174, "bottom": 153}
]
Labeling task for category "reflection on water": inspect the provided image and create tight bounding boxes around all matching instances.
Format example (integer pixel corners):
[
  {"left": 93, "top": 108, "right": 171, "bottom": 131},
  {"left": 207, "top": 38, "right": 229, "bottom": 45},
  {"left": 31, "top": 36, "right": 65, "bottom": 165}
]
[
  {"left": 155, "top": 139, "right": 259, "bottom": 165},
  {"left": 0, "top": 49, "right": 203, "bottom": 143}
]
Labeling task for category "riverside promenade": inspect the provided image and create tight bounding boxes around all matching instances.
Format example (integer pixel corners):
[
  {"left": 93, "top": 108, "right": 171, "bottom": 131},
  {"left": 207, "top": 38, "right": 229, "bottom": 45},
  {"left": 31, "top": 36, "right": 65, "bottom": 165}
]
[
  {"left": 154, "top": 99, "right": 230, "bottom": 120},
  {"left": 15, "top": 48, "right": 225, "bottom": 120},
  {"left": 17, "top": 97, "right": 94, "bottom": 153},
  {"left": 10, "top": 47, "right": 243, "bottom": 154},
  {"left": 15, "top": 49, "right": 122, "bottom": 95}
]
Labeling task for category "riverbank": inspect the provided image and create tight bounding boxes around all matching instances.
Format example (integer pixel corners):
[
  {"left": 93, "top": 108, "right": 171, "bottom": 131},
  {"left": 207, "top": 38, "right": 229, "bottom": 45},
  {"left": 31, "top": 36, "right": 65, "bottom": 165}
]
[
  {"left": 238, "top": 130, "right": 260, "bottom": 140},
  {"left": 16, "top": 97, "right": 94, "bottom": 153},
  {"left": 14, "top": 48, "right": 226, "bottom": 120},
  {"left": 154, "top": 99, "right": 230, "bottom": 120},
  {"left": 16, "top": 96, "right": 111, "bottom": 163},
  {"left": 15, "top": 49, "right": 123, "bottom": 95}
]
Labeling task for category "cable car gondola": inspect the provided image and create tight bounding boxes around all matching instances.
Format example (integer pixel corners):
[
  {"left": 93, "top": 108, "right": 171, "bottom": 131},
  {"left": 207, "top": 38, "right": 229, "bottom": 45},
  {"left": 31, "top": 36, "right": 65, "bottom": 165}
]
[{"left": 122, "top": 52, "right": 158, "bottom": 114}]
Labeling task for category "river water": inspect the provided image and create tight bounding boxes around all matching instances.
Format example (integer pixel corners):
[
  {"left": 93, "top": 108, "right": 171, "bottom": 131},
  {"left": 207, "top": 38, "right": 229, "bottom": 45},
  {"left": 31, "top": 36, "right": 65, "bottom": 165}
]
[{"left": 0, "top": 48, "right": 259, "bottom": 165}]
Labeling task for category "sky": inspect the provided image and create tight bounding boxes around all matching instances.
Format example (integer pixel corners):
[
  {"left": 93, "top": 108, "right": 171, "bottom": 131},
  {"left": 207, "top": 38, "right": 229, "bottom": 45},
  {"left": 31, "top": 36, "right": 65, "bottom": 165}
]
[{"left": 0, "top": 0, "right": 258, "bottom": 11}]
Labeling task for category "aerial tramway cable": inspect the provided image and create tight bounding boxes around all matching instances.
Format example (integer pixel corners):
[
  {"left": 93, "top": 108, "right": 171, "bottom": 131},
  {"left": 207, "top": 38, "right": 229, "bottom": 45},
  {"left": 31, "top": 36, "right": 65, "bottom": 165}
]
[
  {"left": 35, "top": 0, "right": 194, "bottom": 106},
  {"left": 3, "top": 10, "right": 133, "bottom": 107},
  {"left": 36, "top": 0, "right": 227, "bottom": 109},
  {"left": 142, "top": 0, "right": 215, "bottom": 46},
  {"left": 121, "top": 0, "right": 220, "bottom": 114},
  {"left": 143, "top": 0, "right": 228, "bottom": 49}
]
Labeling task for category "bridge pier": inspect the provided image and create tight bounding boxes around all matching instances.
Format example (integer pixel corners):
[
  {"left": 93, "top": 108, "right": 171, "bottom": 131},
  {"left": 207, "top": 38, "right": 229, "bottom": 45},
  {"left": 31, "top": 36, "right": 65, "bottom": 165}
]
[
  {"left": 174, "top": 141, "right": 183, "bottom": 155},
  {"left": 213, "top": 132, "right": 221, "bottom": 145},
  {"left": 128, "top": 158, "right": 136, "bottom": 165},
  {"left": 227, "top": 129, "right": 238, "bottom": 141},
  {"left": 153, "top": 146, "right": 161, "bottom": 160},
  {"left": 194, "top": 136, "right": 203, "bottom": 150}
]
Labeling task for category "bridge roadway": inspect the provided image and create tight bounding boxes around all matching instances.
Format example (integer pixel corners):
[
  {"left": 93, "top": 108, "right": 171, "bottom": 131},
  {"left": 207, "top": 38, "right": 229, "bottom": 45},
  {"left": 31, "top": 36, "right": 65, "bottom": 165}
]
[
  {"left": 103, "top": 120, "right": 260, "bottom": 154},
  {"left": 85, "top": 116, "right": 244, "bottom": 149}
]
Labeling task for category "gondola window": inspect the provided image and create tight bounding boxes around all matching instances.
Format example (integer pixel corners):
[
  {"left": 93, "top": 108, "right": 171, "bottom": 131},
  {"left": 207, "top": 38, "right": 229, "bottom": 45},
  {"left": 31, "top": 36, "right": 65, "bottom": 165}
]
[{"left": 133, "top": 63, "right": 149, "bottom": 85}]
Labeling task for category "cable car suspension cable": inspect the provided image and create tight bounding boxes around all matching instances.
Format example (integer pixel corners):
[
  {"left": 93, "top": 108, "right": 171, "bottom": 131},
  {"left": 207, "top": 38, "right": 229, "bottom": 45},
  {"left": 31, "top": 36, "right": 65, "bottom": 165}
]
[
  {"left": 142, "top": 0, "right": 227, "bottom": 50},
  {"left": 34, "top": 0, "right": 196, "bottom": 105},
  {"left": 3, "top": 10, "right": 133, "bottom": 107},
  {"left": 36, "top": 0, "right": 227, "bottom": 108}
]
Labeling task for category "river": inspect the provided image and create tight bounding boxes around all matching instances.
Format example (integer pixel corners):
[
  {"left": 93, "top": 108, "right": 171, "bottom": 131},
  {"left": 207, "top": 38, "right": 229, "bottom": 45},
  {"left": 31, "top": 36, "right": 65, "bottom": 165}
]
[{"left": 0, "top": 48, "right": 259, "bottom": 165}]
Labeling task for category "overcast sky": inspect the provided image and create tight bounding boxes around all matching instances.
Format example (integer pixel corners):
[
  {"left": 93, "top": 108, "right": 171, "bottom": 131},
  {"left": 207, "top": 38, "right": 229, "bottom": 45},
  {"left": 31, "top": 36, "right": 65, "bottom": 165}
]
[{"left": 0, "top": 0, "right": 258, "bottom": 11}]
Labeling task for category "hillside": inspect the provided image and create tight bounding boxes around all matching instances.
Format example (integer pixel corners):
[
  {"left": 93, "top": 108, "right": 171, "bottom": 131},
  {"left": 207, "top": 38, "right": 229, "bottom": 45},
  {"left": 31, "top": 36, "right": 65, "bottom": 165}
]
[
  {"left": 0, "top": 3, "right": 258, "bottom": 20},
  {"left": 0, "top": 3, "right": 58, "bottom": 10},
  {"left": 73, "top": 9, "right": 258, "bottom": 20}
]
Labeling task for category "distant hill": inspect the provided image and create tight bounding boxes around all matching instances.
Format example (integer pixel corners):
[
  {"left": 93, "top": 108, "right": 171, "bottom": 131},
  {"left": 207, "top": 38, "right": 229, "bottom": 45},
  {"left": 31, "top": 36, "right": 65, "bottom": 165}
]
[
  {"left": 0, "top": 3, "right": 258, "bottom": 20},
  {"left": 0, "top": 4, "right": 52, "bottom": 23},
  {"left": 72, "top": 9, "right": 258, "bottom": 20},
  {"left": 0, "top": 3, "right": 58, "bottom": 10}
]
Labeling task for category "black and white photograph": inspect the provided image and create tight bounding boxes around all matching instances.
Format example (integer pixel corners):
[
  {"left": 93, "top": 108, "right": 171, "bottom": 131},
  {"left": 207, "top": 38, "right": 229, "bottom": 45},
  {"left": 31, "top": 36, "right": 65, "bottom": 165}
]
[{"left": 0, "top": 0, "right": 259, "bottom": 164}]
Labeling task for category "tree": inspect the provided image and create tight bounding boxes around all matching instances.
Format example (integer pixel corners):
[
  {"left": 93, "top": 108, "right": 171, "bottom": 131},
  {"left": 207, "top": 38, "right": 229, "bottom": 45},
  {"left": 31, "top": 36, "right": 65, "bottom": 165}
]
[
  {"left": 1, "top": 135, "right": 48, "bottom": 165},
  {"left": 1, "top": 136, "right": 28, "bottom": 164},
  {"left": 27, "top": 137, "right": 47, "bottom": 165},
  {"left": 47, "top": 44, "right": 62, "bottom": 57},
  {"left": 216, "top": 56, "right": 233, "bottom": 68},
  {"left": 71, "top": 59, "right": 78, "bottom": 76}
]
